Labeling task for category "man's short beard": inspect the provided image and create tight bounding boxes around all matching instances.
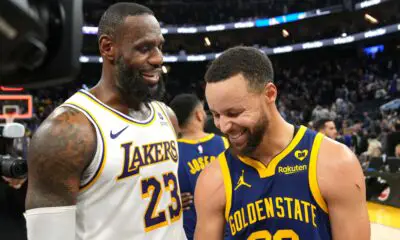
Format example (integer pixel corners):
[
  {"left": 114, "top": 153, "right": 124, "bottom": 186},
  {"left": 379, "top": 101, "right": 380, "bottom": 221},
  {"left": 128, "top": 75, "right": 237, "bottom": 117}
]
[
  {"left": 230, "top": 113, "right": 267, "bottom": 157},
  {"left": 115, "top": 57, "right": 165, "bottom": 110}
]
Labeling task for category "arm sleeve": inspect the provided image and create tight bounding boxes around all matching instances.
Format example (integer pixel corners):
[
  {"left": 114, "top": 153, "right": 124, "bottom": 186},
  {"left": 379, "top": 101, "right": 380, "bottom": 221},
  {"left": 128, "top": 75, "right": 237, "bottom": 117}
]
[{"left": 25, "top": 206, "right": 76, "bottom": 240}]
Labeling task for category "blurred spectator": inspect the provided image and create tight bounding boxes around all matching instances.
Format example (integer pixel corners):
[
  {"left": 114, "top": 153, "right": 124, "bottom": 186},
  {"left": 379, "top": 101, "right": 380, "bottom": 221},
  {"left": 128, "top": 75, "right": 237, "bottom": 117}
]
[
  {"left": 395, "top": 144, "right": 400, "bottom": 158},
  {"left": 315, "top": 118, "right": 338, "bottom": 140},
  {"left": 384, "top": 120, "right": 400, "bottom": 156},
  {"left": 361, "top": 133, "right": 383, "bottom": 159}
]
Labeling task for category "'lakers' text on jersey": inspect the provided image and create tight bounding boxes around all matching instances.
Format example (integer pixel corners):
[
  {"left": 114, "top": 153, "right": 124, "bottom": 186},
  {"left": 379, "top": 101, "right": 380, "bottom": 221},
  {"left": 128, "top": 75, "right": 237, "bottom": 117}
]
[
  {"left": 61, "top": 90, "right": 186, "bottom": 240},
  {"left": 219, "top": 126, "right": 332, "bottom": 240},
  {"left": 178, "top": 134, "right": 229, "bottom": 240}
]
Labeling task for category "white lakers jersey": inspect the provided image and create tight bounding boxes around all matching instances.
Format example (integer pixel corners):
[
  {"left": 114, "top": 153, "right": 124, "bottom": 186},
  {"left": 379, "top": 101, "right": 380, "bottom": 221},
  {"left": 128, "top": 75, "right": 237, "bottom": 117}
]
[{"left": 61, "top": 90, "right": 186, "bottom": 240}]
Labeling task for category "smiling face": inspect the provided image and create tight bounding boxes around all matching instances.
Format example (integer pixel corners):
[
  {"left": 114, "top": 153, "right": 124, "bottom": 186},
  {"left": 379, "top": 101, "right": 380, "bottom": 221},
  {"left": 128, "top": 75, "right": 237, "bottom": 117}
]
[
  {"left": 100, "top": 14, "right": 165, "bottom": 109},
  {"left": 206, "top": 73, "right": 274, "bottom": 155}
]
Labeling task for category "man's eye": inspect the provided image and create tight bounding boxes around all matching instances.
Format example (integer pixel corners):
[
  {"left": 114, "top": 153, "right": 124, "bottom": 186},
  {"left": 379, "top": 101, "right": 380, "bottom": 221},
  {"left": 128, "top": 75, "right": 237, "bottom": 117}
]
[
  {"left": 227, "top": 112, "right": 240, "bottom": 118},
  {"left": 139, "top": 46, "right": 150, "bottom": 53}
]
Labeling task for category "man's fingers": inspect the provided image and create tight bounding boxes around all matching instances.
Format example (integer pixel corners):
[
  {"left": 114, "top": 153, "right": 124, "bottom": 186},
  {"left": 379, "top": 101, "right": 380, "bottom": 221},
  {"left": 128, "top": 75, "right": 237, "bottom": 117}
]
[
  {"left": 181, "top": 192, "right": 194, "bottom": 210},
  {"left": 181, "top": 192, "right": 192, "bottom": 197},
  {"left": 2, "top": 176, "right": 11, "bottom": 182},
  {"left": 2, "top": 176, "right": 26, "bottom": 189},
  {"left": 181, "top": 192, "right": 194, "bottom": 198}
]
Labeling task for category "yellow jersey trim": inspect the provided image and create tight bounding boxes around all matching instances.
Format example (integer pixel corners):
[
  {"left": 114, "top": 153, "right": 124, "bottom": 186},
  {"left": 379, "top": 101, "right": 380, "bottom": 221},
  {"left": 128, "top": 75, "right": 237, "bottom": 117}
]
[
  {"left": 153, "top": 101, "right": 177, "bottom": 138},
  {"left": 178, "top": 133, "right": 215, "bottom": 144},
  {"left": 62, "top": 103, "right": 107, "bottom": 192},
  {"left": 77, "top": 91, "right": 156, "bottom": 126},
  {"left": 218, "top": 152, "right": 232, "bottom": 221},
  {"left": 309, "top": 133, "right": 329, "bottom": 213},
  {"left": 237, "top": 125, "right": 307, "bottom": 178},
  {"left": 222, "top": 137, "right": 230, "bottom": 149}
]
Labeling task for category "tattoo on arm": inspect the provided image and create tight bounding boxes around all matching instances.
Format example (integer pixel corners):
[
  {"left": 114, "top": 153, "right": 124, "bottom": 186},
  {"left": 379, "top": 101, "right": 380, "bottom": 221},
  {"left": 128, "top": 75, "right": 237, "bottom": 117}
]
[{"left": 25, "top": 107, "right": 96, "bottom": 210}]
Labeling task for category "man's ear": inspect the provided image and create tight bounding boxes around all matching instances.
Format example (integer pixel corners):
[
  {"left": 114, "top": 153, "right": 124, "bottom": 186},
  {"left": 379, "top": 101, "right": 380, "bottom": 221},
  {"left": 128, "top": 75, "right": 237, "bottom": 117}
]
[
  {"left": 264, "top": 82, "right": 277, "bottom": 103},
  {"left": 195, "top": 109, "right": 203, "bottom": 122},
  {"left": 99, "top": 34, "right": 116, "bottom": 62}
]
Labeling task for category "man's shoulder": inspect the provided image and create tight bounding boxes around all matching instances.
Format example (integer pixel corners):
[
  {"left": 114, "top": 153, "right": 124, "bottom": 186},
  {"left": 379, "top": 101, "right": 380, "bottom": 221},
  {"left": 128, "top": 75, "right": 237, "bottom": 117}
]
[
  {"left": 317, "top": 137, "right": 364, "bottom": 198},
  {"left": 196, "top": 152, "right": 226, "bottom": 203},
  {"left": 319, "top": 137, "right": 356, "bottom": 167},
  {"left": 36, "top": 105, "right": 96, "bottom": 145}
]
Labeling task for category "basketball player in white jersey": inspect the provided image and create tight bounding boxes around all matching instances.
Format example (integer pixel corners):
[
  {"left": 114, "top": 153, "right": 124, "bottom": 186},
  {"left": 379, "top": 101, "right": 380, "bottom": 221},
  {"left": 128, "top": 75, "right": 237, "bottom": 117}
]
[{"left": 24, "top": 3, "right": 187, "bottom": 240}]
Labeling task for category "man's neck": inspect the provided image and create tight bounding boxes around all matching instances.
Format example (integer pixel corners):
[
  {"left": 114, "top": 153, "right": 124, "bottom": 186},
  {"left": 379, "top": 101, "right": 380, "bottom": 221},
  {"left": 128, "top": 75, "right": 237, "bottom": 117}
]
[
  {"left": 180, "top": 124, "right": 209, "bottom": 140},
  {"left": 91, "top": 67, "right": 122, "bottom": 105},
  {"left": 251, "top": 114, "right": 295, "bottom": 165}
]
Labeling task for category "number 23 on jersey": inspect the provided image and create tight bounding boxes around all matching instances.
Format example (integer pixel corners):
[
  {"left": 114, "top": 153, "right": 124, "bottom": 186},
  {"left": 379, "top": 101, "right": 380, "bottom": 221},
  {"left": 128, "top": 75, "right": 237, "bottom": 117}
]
[{"left": 141, "top": 172, "right": 182, "bottom": 232}]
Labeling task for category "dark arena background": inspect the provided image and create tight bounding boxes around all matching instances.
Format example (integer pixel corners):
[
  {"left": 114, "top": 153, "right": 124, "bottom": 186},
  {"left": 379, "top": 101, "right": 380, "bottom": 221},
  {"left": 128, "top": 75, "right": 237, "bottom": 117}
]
[{"left": 0, "top": 0, "right": 399, "bottom": 239}]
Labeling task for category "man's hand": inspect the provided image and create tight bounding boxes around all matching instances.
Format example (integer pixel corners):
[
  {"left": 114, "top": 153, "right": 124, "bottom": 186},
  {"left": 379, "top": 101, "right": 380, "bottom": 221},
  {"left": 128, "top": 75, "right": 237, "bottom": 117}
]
[
  {"left": 181, "top": 192, "right": 194, "bottom": 210},
  {"left": 2, "top": 176, "right": 26, "bottom": 189}
]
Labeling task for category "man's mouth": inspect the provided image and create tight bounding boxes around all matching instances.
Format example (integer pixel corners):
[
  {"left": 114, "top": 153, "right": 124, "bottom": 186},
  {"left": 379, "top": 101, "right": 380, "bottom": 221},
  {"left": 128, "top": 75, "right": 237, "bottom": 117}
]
[
  {"left": 141, "top": 71, "right": 160, "bottom": 85},
  {"left": 228, "top": 129, "right": 248, "bottom": 146},
  {"left": 230, "top": 130, "right": 246, "bottom": 140}
]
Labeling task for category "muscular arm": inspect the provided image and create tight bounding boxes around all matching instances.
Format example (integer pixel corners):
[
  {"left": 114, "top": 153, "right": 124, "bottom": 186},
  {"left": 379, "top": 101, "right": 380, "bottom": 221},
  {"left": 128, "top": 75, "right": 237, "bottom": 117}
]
[
  {"left": 318, "top": 138, "right": 370, "bottom": 240},
  {"left": 25, "top": 107, "right": 96, "bottom": 210},
  {"left": 194, "top": 159, "right": 226, "bottom": 240}
]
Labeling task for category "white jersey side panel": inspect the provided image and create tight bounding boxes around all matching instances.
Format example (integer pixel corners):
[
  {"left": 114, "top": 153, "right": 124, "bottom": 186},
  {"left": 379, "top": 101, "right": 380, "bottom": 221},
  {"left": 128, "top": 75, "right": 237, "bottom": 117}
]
[{"left": 61, "top": 90, "right": 186, "bottom": 240}]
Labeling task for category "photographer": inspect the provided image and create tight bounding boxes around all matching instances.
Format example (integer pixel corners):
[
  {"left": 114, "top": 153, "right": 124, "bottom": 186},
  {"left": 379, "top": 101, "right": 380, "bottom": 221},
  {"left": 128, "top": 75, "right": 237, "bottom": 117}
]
[
  {"left": 0, "top": 174, "right": 27, "bottom": 240},
  {"left": 0, "top": 123, "right": 28, "bottom": 240}
]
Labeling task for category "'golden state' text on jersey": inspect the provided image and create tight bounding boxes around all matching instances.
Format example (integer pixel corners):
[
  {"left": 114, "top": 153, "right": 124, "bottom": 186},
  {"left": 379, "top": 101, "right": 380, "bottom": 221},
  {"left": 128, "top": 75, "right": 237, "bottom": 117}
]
[
  {"left": 219, "top": 126, "right": 331, "bottom": 240},
  {"left": 61, "top": 90, "right": 187, "bottom": 240}
]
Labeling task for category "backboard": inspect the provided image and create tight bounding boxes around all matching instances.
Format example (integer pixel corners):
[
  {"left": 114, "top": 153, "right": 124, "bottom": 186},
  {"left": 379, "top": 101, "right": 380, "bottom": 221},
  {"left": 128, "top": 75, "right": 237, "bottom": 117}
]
[{"left": 0, "top": 95, "right": 33, "bottom": 122}]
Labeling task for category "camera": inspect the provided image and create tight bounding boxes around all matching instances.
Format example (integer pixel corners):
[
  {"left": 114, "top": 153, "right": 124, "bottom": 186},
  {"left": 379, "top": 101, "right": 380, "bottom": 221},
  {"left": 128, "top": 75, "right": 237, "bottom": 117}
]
[
  {"left": 0, "top": 155, "right": 27, "bottom": 179},
  {"left": 0, "top": 123, "right": 27, "bottom": 178},
  {"left": 0, "top": 0, "right": 83, "bottom": 88}
]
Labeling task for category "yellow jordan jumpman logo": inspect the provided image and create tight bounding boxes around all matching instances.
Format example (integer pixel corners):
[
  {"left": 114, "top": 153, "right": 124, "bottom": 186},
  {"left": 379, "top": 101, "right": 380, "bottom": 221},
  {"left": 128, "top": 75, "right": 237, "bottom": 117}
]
[{"left": 234, "top": 170, "right": 252, "bottom": 191}]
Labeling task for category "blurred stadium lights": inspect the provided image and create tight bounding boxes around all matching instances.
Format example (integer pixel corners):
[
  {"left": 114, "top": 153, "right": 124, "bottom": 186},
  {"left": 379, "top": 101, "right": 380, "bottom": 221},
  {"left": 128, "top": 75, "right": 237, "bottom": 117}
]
[
  {"left": 80, "top": 22, "right": 400, "bottom": 63},
  {"left": 81, "top": 1, "right": 391, "bottom": 36},
  {"left": 82, "top": 6, "right": 343, "bottom": 35},
  {"left": 79, "top": 56, "right": 89, "bottom": 63},
  {"left": 365, "top": 13, "right": 379, "bottom": 24},
  {"left": 204, "top": 37, "right": 211, "bottom": 46},
  {"left": 161, "top": 66, "right": 168, "bottom": 74},
  {"left": 282, "top": 29, "right": 290, "bottom": 38},
  {"left": 355, "top": 0, "right": 390, "bottom": 10},
  {"left": 0, "top": 86, "right": 24, "bottom": 92}
]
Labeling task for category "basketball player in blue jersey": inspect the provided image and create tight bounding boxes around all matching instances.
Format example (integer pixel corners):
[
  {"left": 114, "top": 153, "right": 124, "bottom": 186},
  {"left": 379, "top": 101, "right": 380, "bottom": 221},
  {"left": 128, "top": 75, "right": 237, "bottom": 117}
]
[
  {"left": 170, "top": 94, "right": 229, "bottom": 240},
  {"left": 195, "top": 46, "right": 370, "bottom": 240},
  {"left": 25, "top": 3, "right": 187, "bottom": 240}
]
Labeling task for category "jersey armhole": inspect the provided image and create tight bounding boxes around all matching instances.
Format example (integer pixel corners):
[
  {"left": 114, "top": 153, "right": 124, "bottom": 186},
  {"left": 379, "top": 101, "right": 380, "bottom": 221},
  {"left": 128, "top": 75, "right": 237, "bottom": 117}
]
[
  {"left": 153, "top": 101, "right": 177, "bottom": 138},
  {"left": 61, "top": 103, "right": 106, "bottom": 192},
  {"left": 218, "top": 152, "right": 232, "bottom": 221},
  {"left": 308, "top": 133, "right": 329, "bottom": 213}
]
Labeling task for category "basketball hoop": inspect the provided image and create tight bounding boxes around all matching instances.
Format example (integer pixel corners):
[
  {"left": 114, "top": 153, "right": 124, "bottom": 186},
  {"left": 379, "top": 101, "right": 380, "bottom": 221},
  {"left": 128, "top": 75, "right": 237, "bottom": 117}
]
[{"left": 5, "top": 113, "right": 16, "bottom": 124}]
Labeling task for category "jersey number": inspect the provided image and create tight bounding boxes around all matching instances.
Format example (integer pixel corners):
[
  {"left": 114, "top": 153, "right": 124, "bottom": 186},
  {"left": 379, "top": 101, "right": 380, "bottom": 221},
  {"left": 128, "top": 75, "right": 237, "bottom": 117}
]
[
  {"left": 141, "top": 172, "right": 182, "bottom": 232},
  {"left": 248, "top": 229, "right": 299, "bottom": 240}
]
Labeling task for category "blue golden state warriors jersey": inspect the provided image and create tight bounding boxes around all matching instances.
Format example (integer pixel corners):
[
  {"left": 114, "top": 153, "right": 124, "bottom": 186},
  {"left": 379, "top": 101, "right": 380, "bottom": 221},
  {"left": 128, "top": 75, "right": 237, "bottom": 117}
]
[
  {"left": 178, "top": 134, "right": 229, "bottom": 240},
  {"left": 219, "top": 126, "right": 332, "bottom": 240}
]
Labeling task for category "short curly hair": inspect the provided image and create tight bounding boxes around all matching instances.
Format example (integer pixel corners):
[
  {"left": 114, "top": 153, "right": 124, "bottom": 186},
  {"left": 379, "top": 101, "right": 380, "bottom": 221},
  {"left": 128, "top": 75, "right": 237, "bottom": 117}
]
[
  {"left": 205, "top": 46, "right": 274, "bottom": 92},
  {"left": 97, "top": 2, "right": 154, "bottom": 41}
]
